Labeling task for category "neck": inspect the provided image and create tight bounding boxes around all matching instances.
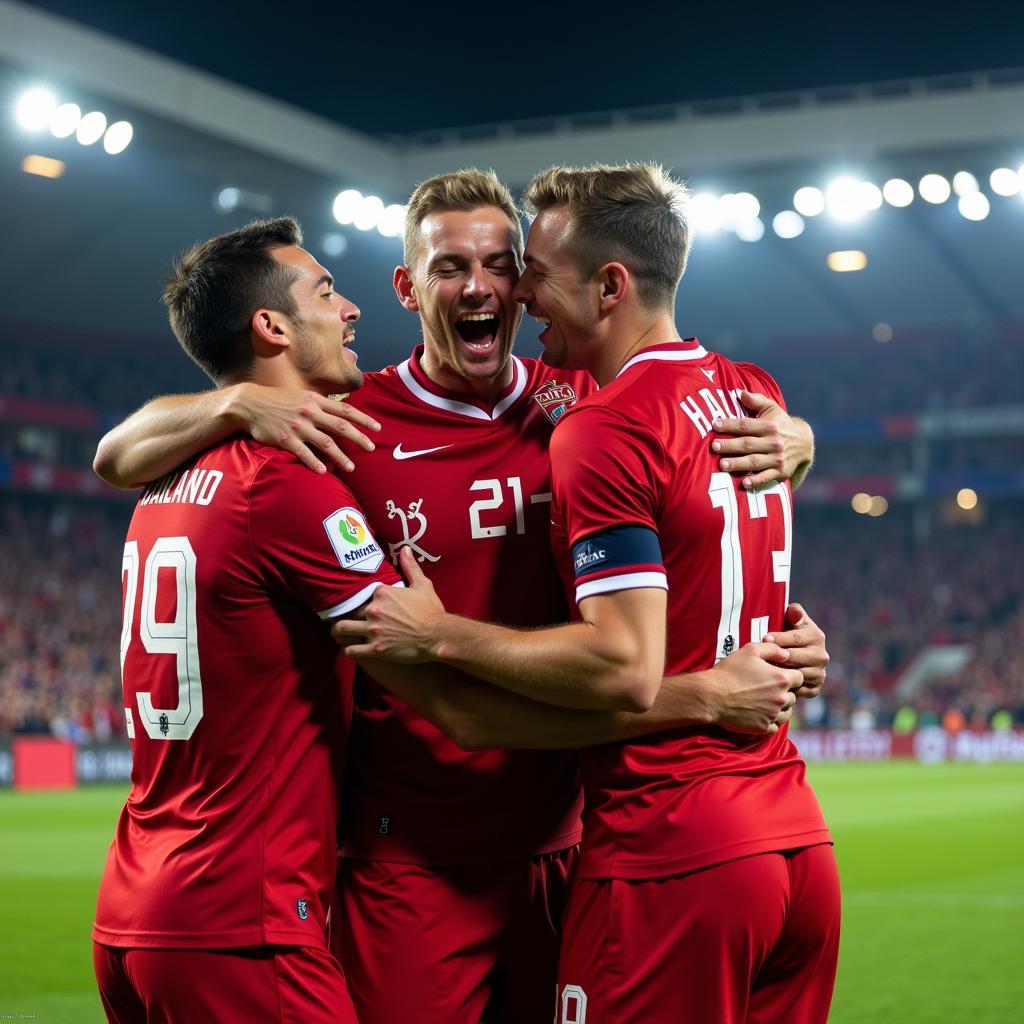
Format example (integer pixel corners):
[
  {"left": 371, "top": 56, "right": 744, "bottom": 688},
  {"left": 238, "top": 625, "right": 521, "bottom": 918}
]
[
  {"left": 591, "top": 312, "right": 681, "bottom": 386},
  {"left": 420, "top": 344, "right": 513, "bottom": 403}
]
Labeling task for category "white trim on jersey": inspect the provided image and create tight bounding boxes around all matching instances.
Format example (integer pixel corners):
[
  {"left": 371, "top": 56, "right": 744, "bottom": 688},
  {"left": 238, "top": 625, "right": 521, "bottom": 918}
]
[
  {"left": 617, "top": 345, "right": 709, "bottom": 377},
  {"left": 397, "top": 356, "right": 528, "bottom": 420},
  {"left": 317, "top": 581, "right": 405, "bottom": 620},
  {"left": 575, "top": 570, "right": 668, "bottom": 604}
]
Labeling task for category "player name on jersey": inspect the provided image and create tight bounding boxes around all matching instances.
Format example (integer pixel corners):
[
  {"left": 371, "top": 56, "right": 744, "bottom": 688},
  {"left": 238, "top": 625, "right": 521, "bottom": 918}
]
[
  {"left": 679, "top": 386, "right": 748, "bottom": 439},
  {"left": 138, "top": 467, "right": 223, "bottom": 507}
]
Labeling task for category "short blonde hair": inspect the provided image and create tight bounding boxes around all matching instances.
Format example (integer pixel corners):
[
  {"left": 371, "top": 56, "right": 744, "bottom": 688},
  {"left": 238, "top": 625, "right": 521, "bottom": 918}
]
[
  {"left": 524, "top": 163, "right": 691, "bottom": 311},
  {"left": 403, "top": 168, "right": 524, "bottom": 271}
]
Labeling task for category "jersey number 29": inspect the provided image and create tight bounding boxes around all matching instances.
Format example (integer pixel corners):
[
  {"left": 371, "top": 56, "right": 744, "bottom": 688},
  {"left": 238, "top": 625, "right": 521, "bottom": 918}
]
[{"left": 120, "top": 537, "right": 203, "bottom": 741}]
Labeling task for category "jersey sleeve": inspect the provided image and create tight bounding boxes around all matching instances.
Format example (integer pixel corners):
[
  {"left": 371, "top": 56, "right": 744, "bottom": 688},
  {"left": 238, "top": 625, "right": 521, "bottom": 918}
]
[
  {"left": 550, "top": 406, "right": 669, "bottom": 606},
  {"left": 734, "top": 362, "right": 788, "bottom": 412},
  {"left": 248, "top": 453, "right": 402, "bottom": 620}
]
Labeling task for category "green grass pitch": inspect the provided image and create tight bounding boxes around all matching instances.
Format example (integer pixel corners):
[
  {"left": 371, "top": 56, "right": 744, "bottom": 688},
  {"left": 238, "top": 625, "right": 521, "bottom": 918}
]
[{"left": 1, "top": 762, "right": 1021, "bottom": 1022}]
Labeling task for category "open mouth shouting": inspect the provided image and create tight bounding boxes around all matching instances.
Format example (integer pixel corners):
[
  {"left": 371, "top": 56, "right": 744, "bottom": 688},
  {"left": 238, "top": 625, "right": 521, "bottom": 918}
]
[{"left": 454, "top": 311, "right": 502, "bottom": 358}]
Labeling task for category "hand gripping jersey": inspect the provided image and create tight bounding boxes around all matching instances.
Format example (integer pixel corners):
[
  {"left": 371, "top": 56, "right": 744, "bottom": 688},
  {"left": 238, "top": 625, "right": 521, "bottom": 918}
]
[
  {"left": 339, "top": 346, "right": 592, "bottom": 864},
  {"left": 93, "top": 438, "right": 400, "bottom": 949},
  {"left": 550, "top": 340, "right": 831, "bottom": 880}
]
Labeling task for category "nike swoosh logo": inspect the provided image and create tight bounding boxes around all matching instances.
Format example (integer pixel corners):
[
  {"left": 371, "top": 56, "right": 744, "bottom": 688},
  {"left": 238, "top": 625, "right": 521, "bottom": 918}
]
[{"left": 393, "top": 443, "right": 454, "bottom": 460}]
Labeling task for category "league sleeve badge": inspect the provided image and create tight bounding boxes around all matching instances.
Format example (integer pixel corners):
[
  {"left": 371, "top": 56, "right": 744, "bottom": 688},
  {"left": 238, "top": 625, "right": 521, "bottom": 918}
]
[
  {"left": 323, "top": 506, "right": 385, "bottom": 573},
  {"left": 532, "top": 381, "right": 578, "bottom": 425}
]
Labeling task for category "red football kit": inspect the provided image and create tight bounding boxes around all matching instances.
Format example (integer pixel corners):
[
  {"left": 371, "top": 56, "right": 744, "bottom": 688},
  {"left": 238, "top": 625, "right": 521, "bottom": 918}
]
[
  {"left": 93, "top": 438, "right": 400, "bottom": 1023},
  {"left": 549, "top": 340, "right": 839, "bottom": 1024},
  {"left": 333, "top": 347, "right": 592, "bottom": 1023}
]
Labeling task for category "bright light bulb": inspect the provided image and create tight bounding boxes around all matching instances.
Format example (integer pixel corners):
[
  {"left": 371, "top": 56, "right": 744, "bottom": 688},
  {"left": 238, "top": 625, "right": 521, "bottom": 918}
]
[
  {"left": 353, "top": 195, "right": 384, "bottom": 231},
  {"left": 76, "top": 111, "right": 107, "bottom": 145},
  {"left": 103, "top": 120, "right": 133, "bottom": 154},
  {"left": 215, "top": 187, "right": 241, "bottom": 213},
  {"left": 377, "top": 204, "right": 406, "bottom": 238},
  {"left": 793, "top": 186, "right": 825, "bottom": 217},
  {"left": 332, "top": 189, "right": 363, "bottom": 225},
  {"left": 827, "top": 250, "right": 868, "bottom": 272},
  {"left": 772, "top": 210, "right": 805, "bottom": 239},
  {"left": 724, "top": 192, "right": 759, "bottom": 221},
  {"left": 734, "top": 217, "right": 765, "bottom": 242},
  {"left": 957, "top": 192, "right": 990, "bottom": 221},
  {"left": 689, "top": 193, "right": 722, "bottom": 234},
  {"left": 858, "top": 181, "right": 883, "bottom": 211},
  {"left": 989, "top": 168, "right": 1021, "bottom": 197},
  {"left": 49, "top": 102, "right": 81, "bottom": 138},
  {"left": 883, "top": 178, "right": 915, "bottom": 207},
  {"left": 15, "top": 87, "right": 57, "bottom": 131},
  {"left": 956, "top": 488, "right": 978, "bottom": 510},
  {"left": 952, "top": 171, "right": 979, "bottom": 196},
  {"left": 919, "top": 174, "right": 951, "bottom": 204},
  {"left": 825, "top": 177, "right": 868, "bottom": 221}
]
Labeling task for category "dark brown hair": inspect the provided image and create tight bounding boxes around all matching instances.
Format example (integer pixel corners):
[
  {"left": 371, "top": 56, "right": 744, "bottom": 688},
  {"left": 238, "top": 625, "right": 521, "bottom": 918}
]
[{"left": 163, "top": 216, "right": 303, "bottom": 383}]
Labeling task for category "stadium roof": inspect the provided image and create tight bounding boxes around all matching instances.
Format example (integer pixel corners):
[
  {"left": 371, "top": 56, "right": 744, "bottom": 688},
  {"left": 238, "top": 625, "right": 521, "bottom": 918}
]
[
  {"left": 2, "top": 0, "right": 1023, "bottom": 368},
  {"left": 15, "top": 0, "right": 1024, "bottom": 137}
]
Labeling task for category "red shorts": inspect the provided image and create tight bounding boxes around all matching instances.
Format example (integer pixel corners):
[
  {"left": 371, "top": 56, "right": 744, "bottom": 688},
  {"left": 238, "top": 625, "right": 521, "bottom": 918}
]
[
  {"left": 556, "top": 844, "right": 840, "bottom": 1024},
  {"left": 93, "top": 943, "right": 356, "bottom": 1024},
  {"left": 333, "top": 848, "right": 576, "bottom": 1024}
]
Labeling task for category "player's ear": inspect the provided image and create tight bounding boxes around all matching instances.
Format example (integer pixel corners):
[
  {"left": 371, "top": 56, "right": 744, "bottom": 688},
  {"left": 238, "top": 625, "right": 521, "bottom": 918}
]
[
  {"left": 394, "top": 265, "right": 419, "bottom": 312},
  {"left": 251, "top": 308, "right": 290, "bottom": 351},
  {"left": 597, "top": 262, "right": 629, "bottom": 312}
]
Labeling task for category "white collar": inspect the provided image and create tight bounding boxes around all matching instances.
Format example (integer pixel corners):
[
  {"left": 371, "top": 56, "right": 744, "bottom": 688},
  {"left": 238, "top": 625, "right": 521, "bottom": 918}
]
[{"left": 396, "top": 355, "right": 527, "bottom": 421}]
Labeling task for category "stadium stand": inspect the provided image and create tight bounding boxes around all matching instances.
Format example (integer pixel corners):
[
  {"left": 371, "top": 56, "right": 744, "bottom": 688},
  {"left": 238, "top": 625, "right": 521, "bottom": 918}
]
[{"left": 1, "top": 322, "right": 1022, "bottom": 740}]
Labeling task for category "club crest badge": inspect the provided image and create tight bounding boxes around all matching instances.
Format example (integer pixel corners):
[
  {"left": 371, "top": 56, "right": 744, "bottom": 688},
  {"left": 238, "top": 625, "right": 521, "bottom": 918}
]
[
  {"left": 385, "top": 498, "right": 440, "bottom": 563},
  {"left": 323, "top": 506, "right": 385, "bottom": 573},
  {"left": 532, "top": 381, "right": 578, "bottom": 425}
]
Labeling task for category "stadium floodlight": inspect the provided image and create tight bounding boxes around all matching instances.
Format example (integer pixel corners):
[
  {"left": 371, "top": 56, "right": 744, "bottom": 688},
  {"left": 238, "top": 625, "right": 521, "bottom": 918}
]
[
  {"left": 826, "top": 177, "right": 871, "bottom": 221},
  {"left": 827, "top": 250, "right": 867, "bottom": 272},
  {"left": 76, "top": 111, "right": 107, "bottom": 145},
  {"left": 15, "top": 87, "right": 57, "bottom": 131},
  {"left": 956, "top": 487, "right": 979, "bottom": 510},
  {"left": 21, "top": 154, "right": 65, "bottom": 179},
  {"left": 918, "top": 173, "right": 951, "bottom": 204},
  {"left": 957, "top": 192, "right": 990, "bottom": 221},
  {"left": 689, "top": 192, "right": 722, "bottom": 234},
  {"left": 952, "top": 171, "right": 979, "bottom": 196},
  {"left": 214, "top": 186, "right": 241, "bottom": 213},
  {"left": 332, "top": 189, "right": 363, "bottom": 225},
  {"left": 882, "top": 178, "right": 915, "bottom": 207},
  {"left": 859, "top": 181, "right": 883, "bottom": 211},
  {"left": 851, "top": 492, "right": 872, "bottom": 514},
  {"left": 720, "top": 192, "right": 760, "bottom": 223},
  {"left": 772, "top": 210, "right": 805, "bottom": 239},
  {"left": 734, "top": 217, "right": 764, "bottom": 242},
  {"left": 989, "top": 167, "right": 1021, "bottom": 197},
  {"left": 103, "top": 121, "right": 133, "bottom": 155},
  {"left": 867, "top": 495, "right": 888, "bottom": 517},
  {"left": 377, "top": 204, "right": 406, "bottom": 238},
  {"left": 321, "top": 233, "right": 349, "bottom": 258},
  {"left": 353, "top": 195, "right": 385, "bottom": 231},
  {"left": 793, "top": 186, "right": 825, "bottom": 217},
  {"left": 49, "top": 102, "right": 81, "bottom": 138},
  {"left": 872, "top": 323, "right": 894, "bottom": 343}
]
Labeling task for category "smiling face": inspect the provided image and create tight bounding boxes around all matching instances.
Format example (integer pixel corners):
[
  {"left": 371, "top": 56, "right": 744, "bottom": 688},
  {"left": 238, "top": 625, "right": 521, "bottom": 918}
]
[
  {"left": 512, "top": 206, "right": 598, "bottom": 371},
  {"left": 399, "top": 206, "right": 523, "bottom": 391},
  {"left": 272, "top": 245, "right": 363, "bottom": 394}
]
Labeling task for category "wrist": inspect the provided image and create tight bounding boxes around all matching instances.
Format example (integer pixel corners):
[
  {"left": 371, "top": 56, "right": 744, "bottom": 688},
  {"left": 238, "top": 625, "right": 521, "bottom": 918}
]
[
  {"left": 219, "top": 382, "right": 255, "bottom": 432},
  {"left": 427, "top": 613, "right": 459, "bottom": 662}
]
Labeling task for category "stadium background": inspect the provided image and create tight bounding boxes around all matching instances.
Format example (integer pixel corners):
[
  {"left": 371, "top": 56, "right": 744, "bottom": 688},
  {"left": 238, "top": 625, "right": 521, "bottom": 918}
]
[{"left": 1, "top": 1, "right": 1022, "bottom": 1020}]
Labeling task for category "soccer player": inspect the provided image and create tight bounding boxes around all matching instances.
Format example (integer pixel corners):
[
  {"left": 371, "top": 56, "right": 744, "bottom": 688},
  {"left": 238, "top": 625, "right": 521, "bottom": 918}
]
[
  {"left": 336, "top": 165, "right": 841, "bottom": 1024},
  {"left": 92, "top": 218, "right": 401, "bottom": 1024},
  {"left": 94, "top": 171, "right": 825, "bottom": 1023}
]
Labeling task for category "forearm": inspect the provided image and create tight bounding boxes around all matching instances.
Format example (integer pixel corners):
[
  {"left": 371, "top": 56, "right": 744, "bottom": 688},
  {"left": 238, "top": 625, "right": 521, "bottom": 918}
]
[
  {"left": 93, "top": 387, "right": 242, "bottom": 488},
  {"left": 790, "top": 417, "right": 815, "bottom": 489},
  {"left": 428, "top": 614, "right": 651, "bottom": 712},
  {"left": 358, "top": 658, "right": 715, "bottom": 750}
]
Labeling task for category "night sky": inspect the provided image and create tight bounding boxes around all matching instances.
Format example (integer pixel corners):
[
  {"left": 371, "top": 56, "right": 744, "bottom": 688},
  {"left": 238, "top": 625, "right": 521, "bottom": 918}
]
[{"left": 21, "top": 0, "right": 1024, "bottom": 136}]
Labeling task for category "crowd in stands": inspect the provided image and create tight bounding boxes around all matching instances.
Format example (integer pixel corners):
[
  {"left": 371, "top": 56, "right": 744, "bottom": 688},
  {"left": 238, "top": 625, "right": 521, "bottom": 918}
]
[{"left": 1, "top": 323, "right": 1022, "bottom": 742}]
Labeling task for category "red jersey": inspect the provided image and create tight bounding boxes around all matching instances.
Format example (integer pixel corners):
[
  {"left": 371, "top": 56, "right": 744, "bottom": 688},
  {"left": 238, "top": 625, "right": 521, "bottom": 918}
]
[
  {"left": 93, "top": 438, "right": 400, "bottom": 949},
  {"left": 340, "top": 347, "right": 592, "bottom": 864},
  {"left": 550, "top": 339, "right": 831, "bottom": 880}
]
